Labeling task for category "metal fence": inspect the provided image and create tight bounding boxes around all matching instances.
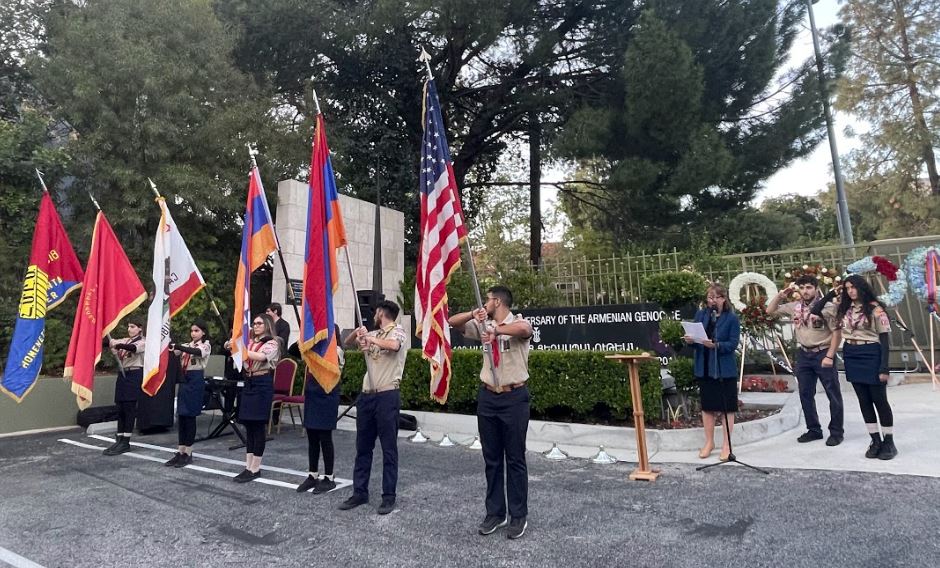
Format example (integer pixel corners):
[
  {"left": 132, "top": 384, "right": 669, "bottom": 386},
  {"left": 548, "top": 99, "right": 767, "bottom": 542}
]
[{"left": 508, "top": 235, "right": 940, "bottom": 364}]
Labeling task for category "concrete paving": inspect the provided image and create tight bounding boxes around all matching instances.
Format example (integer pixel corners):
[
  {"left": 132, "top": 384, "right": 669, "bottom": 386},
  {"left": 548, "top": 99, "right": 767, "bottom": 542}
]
[{"left": 1, "top": 414, "right": 939, "bottom": 567}]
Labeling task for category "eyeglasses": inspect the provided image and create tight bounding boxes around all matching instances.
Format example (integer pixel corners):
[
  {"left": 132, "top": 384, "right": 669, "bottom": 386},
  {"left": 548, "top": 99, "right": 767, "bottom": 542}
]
[{"left": 252, "top": 321, "right": 264, "bottom": 326}]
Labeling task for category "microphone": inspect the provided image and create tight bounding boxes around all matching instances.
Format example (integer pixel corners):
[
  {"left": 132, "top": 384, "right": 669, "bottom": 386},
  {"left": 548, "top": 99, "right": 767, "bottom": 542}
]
[{"left": 710, "top": 308, "right": 718, "bottom": 323}]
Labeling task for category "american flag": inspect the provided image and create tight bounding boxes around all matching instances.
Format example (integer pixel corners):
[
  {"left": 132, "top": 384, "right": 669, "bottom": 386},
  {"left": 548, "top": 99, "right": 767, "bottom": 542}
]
[{"left": 415, "top": 78, "right": 468, "bottom": 404}]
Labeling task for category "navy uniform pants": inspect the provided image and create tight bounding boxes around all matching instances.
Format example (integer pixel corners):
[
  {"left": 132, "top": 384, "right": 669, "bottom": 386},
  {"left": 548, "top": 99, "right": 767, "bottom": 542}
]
[
  {"left": 352, "top": 389, "right": 400, "bottom": 499},
  {"left": 477, "top": 384, "right": 530, "bottom": 520},
  {"left": 795, "top": 349, "right": 844, "bottom": 437}
]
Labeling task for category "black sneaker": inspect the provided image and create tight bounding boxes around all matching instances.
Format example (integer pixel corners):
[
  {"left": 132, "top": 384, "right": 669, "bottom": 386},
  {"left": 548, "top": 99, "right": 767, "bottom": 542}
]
[
  {"left": 296, "top": 475, "right": 319, "bottom": 493},
  {"left": 478, "top": 515, "right": 508, "bottom": 535},
  {"left": 797, "top": 431, "right": 823, "bottom": 443},
  {"left": 233, "top": 469, "right": 260, "bottom": 483},
  {"left": 338, "top": 495, "right": 368, "bottom": 511},
  {"left": 312, "top": 477, "right": 336, "bottom": 494},
  {"left": 174, "top": 453, "right": 192, "bottom": 468},
  {"left": 865, "top": 439, "right": 882, "bottom": 459},
  {"left": 878, "top": 439, "right": 898, "bottom": 460},
  {"left": 825, "top": 435, "right": 843, "bottom": 447},
  {"left": 506, "top": 517, "right": 527, "bottom": 540},
  {"left": 377, "top": 497, "right": 396, "bottom": 515},
  {"left": 164, "top": 452, "right": 182, "bottom": 467}
]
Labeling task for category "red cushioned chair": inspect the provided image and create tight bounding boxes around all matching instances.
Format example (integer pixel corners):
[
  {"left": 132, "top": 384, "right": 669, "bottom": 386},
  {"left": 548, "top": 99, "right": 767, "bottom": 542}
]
[{"left": 268, "top": 358, "right": 301, "bottom": 434}]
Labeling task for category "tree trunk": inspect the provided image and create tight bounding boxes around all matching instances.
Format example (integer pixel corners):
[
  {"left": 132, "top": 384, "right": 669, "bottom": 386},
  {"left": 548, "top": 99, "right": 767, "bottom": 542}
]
[
  {"left": 529, "top": 111, "right": 542, "bottom": 269},
  {"left": 894, "top": 0, "right": 940, "bottom": 194}
]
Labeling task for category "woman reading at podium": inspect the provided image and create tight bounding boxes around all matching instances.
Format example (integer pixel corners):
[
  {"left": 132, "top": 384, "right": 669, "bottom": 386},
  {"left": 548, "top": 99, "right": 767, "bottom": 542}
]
[{"left": 684, "top": 283, "right": 741, "bottom": 461}]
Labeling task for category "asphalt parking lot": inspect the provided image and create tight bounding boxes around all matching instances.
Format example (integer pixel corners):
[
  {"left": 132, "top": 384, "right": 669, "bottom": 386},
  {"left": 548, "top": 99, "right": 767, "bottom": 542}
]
[{"left": 0, "top": 424, "right": 938, "bottom": 568}]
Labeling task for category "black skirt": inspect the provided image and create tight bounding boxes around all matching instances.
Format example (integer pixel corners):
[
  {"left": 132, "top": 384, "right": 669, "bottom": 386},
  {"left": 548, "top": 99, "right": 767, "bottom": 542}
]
[
  {"left": 303, "top": 376, "right": 341, "bottom": 430},
  {"left": 114, "top": 368, "right": 143, "bottom": 403},
  {"left": 843, "top": 342, "right": 881, "bottom": 385},
  {"left": 238, "top": 373, "right": 274, "bottom": 423},
  {"left": 176, "top": 369, "right": 205, "bottom": 417},
  {"left": 696, "top": 377, "right": 738, "bottom": 412}
]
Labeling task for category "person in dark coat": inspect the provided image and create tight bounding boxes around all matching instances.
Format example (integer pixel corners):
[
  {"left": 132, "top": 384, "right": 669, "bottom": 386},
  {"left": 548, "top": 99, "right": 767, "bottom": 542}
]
[
  {"left": 291, "top": 324, "right": 344, "bottom": 495},
  {"left": 164, "top": 320, "right": 211, "bottom": 468}
]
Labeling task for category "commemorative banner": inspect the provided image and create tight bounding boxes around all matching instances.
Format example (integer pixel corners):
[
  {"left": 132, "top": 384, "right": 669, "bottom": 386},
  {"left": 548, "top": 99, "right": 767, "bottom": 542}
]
[{"left": 431, "top": 303, "right": 680, "bottom": 364}]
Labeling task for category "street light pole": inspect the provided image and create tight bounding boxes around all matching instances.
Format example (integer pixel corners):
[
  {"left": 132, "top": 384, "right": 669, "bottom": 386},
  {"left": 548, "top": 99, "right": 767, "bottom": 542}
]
[{"left": 806, "top": 0, "right": 854, "bottom": 246}]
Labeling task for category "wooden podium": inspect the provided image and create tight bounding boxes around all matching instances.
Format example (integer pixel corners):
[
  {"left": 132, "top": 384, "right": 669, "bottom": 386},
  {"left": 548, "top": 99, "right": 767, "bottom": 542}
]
[{"left": 606, "top": 353, "right": 660, "bottom": 481}]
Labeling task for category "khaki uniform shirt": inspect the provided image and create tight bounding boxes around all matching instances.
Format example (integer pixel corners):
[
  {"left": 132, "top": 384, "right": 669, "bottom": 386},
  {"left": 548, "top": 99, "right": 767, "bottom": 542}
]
[
  {"left": 840, "top": 303, "right": 891, "bottom": 342},
  {"left": 463, "top": 312, "right": 531, "bottom": 387},
  {"left": 114, "top": 335, "right": 145, "bottom": 369},
  {"left": 246, "top": 338, "right": 280, "bottom": 373},
  {"left": 180, "top": 340, "right": 211, "bottom": 371},
  {"left": 777, "top": 301, "right": 838, "bottom": 348},
  {"left": 362, "top": 324, "right": 408, "bottom": 391}
]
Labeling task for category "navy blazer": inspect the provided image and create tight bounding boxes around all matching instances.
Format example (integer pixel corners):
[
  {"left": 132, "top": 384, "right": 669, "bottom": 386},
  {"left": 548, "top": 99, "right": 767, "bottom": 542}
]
[{"left": 690, "top": 308, "right": 740, "bottom": 379}]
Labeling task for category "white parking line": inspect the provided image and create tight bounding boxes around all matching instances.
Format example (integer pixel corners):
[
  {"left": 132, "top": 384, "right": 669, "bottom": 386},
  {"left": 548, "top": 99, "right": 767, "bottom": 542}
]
[
  {"left": 60, "top": 439, "right": 301, "bottom": 490},
  {"left": 0, "top": 545, "right": 45, "bottom": 568},
  {"left": 62, "top": 436, "right": 351, "bottom": 491}
]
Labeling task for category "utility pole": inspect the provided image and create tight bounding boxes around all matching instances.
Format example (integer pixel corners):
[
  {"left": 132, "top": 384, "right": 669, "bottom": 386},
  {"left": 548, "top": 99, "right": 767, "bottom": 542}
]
[{"left": 807, "top": 0, "right": 854, "bottom": 246}]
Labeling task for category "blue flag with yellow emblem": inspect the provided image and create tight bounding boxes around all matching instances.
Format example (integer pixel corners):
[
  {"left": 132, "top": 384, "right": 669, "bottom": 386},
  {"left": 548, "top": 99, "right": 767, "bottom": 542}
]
[{"left": 2, "top": 192, "right": 84, "bottom": 401}]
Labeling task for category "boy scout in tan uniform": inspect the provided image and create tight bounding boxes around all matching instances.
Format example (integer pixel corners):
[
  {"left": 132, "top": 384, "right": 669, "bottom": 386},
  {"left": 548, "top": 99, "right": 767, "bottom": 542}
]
[
  {"left": 767, "top": 275, "right": 844, "bottom": 445},
  {"left": 449, "top": 285, "right": 532, "bottom": 540},
  {"left": 339, "top": 300, "right": 408, "bottom": 515}
]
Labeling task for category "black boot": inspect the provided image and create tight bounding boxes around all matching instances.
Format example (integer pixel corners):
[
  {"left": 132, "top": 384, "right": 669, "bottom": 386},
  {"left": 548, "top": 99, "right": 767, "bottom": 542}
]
[
  {"left": 878, "top": 435, "right": 898, "bottom": 460},
  {"left": 865, "top": 433, "right": 882, "bottom": 459},
  {"left": 111, "top": 436, "right": 131, "bottom": 455},
  {"left": 102, "top": 436, "right": 123, "bottom": 456}
]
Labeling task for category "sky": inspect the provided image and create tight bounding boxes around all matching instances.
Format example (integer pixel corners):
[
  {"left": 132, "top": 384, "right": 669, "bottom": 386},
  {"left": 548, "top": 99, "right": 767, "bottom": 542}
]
[{"left": 540, "top": 0, "right": 856, "bottom": 237}]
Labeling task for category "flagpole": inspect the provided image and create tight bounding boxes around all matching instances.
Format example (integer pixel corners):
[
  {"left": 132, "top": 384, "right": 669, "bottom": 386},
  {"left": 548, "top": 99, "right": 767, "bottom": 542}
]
[
  {"left": 418, "top": 47, "right": 501, "bottom": 386},
  {"left": 35, "top": 169, "right": 50, "bottom": 194},
  {"left": 147, "top": 178, "right": 229, "bottom": 335},
  {"left": 85, "top": 191, "right": 130, "bottom": 382},
  {"left": 246, "top": 145, "right": 304, "bottom": 339}
]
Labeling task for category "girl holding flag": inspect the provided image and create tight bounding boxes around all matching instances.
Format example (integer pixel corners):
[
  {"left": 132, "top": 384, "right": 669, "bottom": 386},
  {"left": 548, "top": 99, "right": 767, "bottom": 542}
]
[
  {"left": 164, "top": 320, "right": 211, "bottom": 468},
  {"left": 230, "top": 313, "right": 280, "bottom": 482},
  {"left": 103, "top": 318, "right": 146, "bottom": 456}
]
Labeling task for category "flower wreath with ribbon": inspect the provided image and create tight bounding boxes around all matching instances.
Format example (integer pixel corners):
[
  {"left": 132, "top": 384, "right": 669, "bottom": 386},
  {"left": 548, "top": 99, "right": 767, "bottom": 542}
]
[
  {"left": 902, "top": 245, "right": 940, "bottom": 312},
  {"left": 845, "top": 256, "right": 908, "bottom": 308},
  {"left": 780, "top": 263, "right": 840, "bottom": 300},
  {"left": 728, "top": 272, "right": 779, "bottom": 311}
]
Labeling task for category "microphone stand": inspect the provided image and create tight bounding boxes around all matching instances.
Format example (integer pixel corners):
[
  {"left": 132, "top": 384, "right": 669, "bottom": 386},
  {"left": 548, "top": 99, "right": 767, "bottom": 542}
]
[{"left": 697, "top": 308, "right": 769, "bottom": 475}]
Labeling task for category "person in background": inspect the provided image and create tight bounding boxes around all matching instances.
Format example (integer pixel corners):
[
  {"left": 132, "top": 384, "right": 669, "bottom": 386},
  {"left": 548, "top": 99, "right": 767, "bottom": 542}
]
[
  {"left": 291, "top": 324, "right": 344, "bottom": 495},
  {"left": 103, "top": 318, "right": 146, "bottom": 456},
  {"left": 266, "top": 303, "right": 291, "bottom": 351},
  {"left": 226, "top": 313, "right": 280, "bottom": 482},
  {"left": 813, "top": 275, "right": 897, "bottom": 460},
  {"left": 164, "top": 320, "right": 211, "bottom": 468},
  {"left": 767, "top": 275, "right": 844, "bottom": 446},
  {"left": 683, "top": 282, "right": 741, "bottom": 462}
]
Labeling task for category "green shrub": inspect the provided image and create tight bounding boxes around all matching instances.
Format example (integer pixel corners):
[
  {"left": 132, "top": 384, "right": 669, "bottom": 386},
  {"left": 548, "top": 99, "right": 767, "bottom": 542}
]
[
  {"left": 658, "top": 318, "right": 685, "bottom": 351},
  {"left": 642, "top": 271, "right": 708, "bottom": 311},
  {"left": 342, "top": 349, "right": 662, "bottom": 424},
  {"left": 669, "top": 356, "right": 697, "bottom": 397}
]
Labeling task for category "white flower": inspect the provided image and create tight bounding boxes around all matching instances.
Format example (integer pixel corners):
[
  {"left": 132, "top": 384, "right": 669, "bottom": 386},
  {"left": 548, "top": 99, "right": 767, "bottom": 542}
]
[
  {"left": 802, "top": 264, "right": 809, "bottom": 270},
  {"left": 784, "top": 272, "right": 791, "bottom": 278},
  {"left": 824, "top": 277, "right": 832, "bottom": 284},
  {"left": 821, "top": 268, "right": 828, "bottom": 274}
]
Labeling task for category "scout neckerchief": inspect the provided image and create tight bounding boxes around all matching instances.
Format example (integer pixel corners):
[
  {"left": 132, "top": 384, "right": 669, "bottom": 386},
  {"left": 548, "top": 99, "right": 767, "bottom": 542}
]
[
  {"left": 367, "top": 323, "right": 398, "bottom": 360},
  {"left": 246, "top": 337, "right": 270, "bottom": 374},
  {"left": 180, "top": 340, "right": 203, "bottom": 373}
]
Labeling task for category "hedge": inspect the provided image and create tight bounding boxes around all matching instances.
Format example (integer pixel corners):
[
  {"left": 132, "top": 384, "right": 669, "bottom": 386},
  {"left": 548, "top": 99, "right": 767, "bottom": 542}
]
[{"left": 337, "top": 349, "right": 662, "bottom": 424}]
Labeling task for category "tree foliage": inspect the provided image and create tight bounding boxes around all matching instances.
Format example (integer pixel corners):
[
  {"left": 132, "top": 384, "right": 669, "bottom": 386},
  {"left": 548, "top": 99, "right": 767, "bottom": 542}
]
[
  {"left": 837, "top": 0, "right": 940, "bottom": 197},
  {"left": 556, "top": 1, "right": 849, "bottom": 246}
]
